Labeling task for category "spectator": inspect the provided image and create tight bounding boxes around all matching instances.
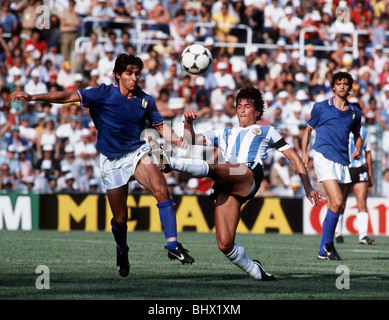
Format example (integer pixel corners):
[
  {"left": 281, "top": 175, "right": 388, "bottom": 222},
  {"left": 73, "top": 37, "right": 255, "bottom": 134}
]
[
  {"left": 57, "top": 61, "right": 75, "bottom": 90},
  {"left": 16, "top": 145, "right": 33, "bottom": 183},
  {"left": 78, "top": 163, "right": 102, "bottom": 192},
  {"left": 185, "top": 178, "right": 199, "bottom": 195},
  {"left": 0, "top": 144, "right": 18, "bottom": 175},
  {"left": 351, "top": 0, "right": 371, "bottom": 26},
  {"left": 24, "top": 29, "right": 47, "bottom": 55},
  {"left": 61, "top": 172, "right": 79, "bottom": 193},
  {"left": 213, "top": 61, "right": 236, "bottom": 91},
  {"left": 97, "top": 44, "right": 116, "bottom": 85},
  {"left": 278, "top": 6, "right": 302, "bottom": 44},
  {"left": 169, "top": 9, "right": 194, "bottom": 51},
  {"left": 0, "top": 0, "right": 18, "bottom": 34},
  {"left": 33, "top": 159, "right": 52, "bottom": 192},
  {"left": 210, "top": 80, "right": 231, "bottom": 109},
  {"left": 19, "top": 0, "right": 41, "bottom": 36},
  {"left": 20, "top": 175, "right": 35, "bottom": 193},
  {"left": 211, "top": 103, "right": 230, "bottom": 130},
  {"left": 56, "top": 115, "right": 82, "bottom": 148},
  {"left": 42, "top": 41, "right": 65, "bottom": 72},
  {"left": 212, "top": 2, "right": 238, "bottom": 56},
  {"left": 143, "top": 58, "right": 165, "bottom": 97},
  {"left": 263, "top": 0, "right": 284, "bottom": 43},
  {"left": 74, "top": 128, "right": 98, "bottom": 162},
  {"left": 91, "top": 0, "right": 116, "bottom": 36},
  {"left": 147, "top": 3, "right": 170, "bottom": 36},
  {"left": 36, "top": 116, "right": 59, "bottom": 161},
  {"left": 24, "top": 68, "right": 48, "bottom": 95},
  {"left": 59, "top": 0, "right": 81, "bottom": 61},
  {"left": 269, "top": 152, "right": 295, "bottom": 196},
  {"left": 369, "top": 16, "right": 388, "bottom": 48},
  {"left": 255, "top": 178, "right": 274, "bottom": 197},
  {"left": 372, "top": 44, "right": 388, "bottom": 75},
  {"left": 76, "top": 32, "right": 105, "bottom": 76},
  {"left": 382, "top": 168, "right": 389, "bottom": 196},
  {"left": 25, "top": 50, "right": 49, "bottom": 84}
]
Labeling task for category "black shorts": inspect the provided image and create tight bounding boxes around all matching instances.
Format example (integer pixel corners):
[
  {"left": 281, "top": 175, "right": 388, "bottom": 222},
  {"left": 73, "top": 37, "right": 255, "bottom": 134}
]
[
  {"left": 349, "top": 165, "right": 369, "bottom": 184},
  {"left": 209, "top": 162, "right": 264, "bottom": 205}
]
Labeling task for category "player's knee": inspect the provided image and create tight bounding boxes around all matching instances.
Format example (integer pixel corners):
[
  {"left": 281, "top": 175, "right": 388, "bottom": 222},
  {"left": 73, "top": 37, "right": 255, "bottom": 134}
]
[
  {"left": 112, "top": 215, "right": 127, "bottom": 227},
  {"left": 217, "top": 238, "right": 234, "bottom": 254},
  {"left": 332, "top": 198, "right": 344, "bottom": 213}
]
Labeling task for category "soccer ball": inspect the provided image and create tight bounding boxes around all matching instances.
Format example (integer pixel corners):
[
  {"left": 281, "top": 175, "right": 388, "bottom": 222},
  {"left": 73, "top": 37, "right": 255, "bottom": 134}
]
[{"left": 181, "top": 44, "right": 212, "bottom": 75}]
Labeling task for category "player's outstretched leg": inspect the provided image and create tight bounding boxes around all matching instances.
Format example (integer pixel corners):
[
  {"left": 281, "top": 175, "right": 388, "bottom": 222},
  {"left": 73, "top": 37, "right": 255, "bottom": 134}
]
[
  {"left": 225, "top": 243, "right": 277, "bottom": 281},
  {"left": 149, "top": 139, "right": 172, "bottom": 173}
]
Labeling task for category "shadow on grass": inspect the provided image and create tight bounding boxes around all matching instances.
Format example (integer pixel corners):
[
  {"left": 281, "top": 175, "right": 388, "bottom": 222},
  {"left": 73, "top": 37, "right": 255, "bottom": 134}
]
[{"left": 2, "top": 270, "right": 389, "bottom": 300}]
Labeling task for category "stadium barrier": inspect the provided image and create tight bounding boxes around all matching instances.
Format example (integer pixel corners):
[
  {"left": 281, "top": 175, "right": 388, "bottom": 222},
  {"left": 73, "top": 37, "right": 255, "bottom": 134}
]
[{"left": 1, "top": 193, "right": 388, "bottom": 236}]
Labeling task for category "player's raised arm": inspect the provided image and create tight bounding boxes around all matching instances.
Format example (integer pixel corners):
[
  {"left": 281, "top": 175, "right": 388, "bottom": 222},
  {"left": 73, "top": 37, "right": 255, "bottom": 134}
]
[
  {"left": 154, "top": 122, "right": 185, "bottom": 148},
  {"left": 11, "top": 90, "right": 80, "bottom": 104},
  {"left": 281, "top": 147, "right": 326, "bottom": 206},
  {"left": 183, "top": 109, "right": 206, "bottom": 146}
]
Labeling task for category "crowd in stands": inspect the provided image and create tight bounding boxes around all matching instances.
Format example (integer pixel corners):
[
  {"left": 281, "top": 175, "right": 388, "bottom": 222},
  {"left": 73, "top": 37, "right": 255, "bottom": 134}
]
[{"left": 0, "top": 0, "right": 389, "bottom": 197}]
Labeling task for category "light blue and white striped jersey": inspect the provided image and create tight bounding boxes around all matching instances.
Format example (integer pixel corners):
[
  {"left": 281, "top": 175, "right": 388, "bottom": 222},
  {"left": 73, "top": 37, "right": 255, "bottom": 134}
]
[
  {"left": 202, "top": 124, "right": 291, "bottom": 165},
  {"left": 349, "top": 126, "right": 371, "bottom": 168}
]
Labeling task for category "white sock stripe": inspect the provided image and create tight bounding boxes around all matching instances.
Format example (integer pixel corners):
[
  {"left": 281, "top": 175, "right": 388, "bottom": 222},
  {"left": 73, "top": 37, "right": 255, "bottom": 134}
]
[{"left": 225, "top": 244, "right": 238, "bottom": 259}]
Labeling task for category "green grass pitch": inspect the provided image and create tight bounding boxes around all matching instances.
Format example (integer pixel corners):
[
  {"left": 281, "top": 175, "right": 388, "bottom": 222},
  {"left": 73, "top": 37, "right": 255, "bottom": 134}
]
[{"left": 1, "top": 230, "right": 388, "bottom": 300}]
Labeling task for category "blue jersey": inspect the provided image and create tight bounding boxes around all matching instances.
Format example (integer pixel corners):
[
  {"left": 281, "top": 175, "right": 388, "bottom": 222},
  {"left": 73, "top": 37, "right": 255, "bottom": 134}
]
[
  {"left": 349, "top": 126, "right": 370, "bottom": 168},
  {"left": 307, "top": 97, "right": 361, "bottom": 166},
  {"left": 77, "top": 83, "right": 164, "bottom": 159},
  {"left": 202, "top": 124, "right": 291, "bottom": 166}
]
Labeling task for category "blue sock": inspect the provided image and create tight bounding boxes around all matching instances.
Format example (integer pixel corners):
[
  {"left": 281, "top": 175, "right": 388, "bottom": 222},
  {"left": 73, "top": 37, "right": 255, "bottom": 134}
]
[
  {"left": 319, "top": 209, "right": 339, "bottom": 255},
  {"left": 111, "top": 218, "right": 128, "bottom": 252},
  {"left": 156, "top": 199, "right": 178, "bottom": 251}
]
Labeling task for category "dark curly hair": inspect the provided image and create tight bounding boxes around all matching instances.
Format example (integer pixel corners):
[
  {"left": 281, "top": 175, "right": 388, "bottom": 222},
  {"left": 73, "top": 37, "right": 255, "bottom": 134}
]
[
  {"left": 113, "top": 53, "right": 144, "bottom": 82},
  {"left": 236, "top": 87, "right": 265, "bottom": 120},
  {"left": 330, "top": 71, "right": 354, "bottom": 88}
]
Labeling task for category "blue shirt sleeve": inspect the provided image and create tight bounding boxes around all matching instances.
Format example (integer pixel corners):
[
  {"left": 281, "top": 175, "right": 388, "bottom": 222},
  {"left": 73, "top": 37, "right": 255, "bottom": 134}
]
[
  {"left": 147, "top": 97, "right": 164, "bottom": 126},
  {"left": 350, "top": 108, "right": 361, "bottom": 136},
  {"left": 307, "top": 103, "right": 319, "bottom": 129},
  {"left": 77, "top": 85, "right": 106, "bottom": 109}
]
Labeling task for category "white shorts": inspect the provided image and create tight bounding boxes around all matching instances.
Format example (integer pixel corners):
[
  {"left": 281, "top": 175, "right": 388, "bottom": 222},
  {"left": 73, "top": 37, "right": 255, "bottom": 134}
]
[
  {"left": 313, "top": 151, "right": 351, "bottom": 184},
  {"left": 99, "top": 144, "right": 155, "bottom": 190}
]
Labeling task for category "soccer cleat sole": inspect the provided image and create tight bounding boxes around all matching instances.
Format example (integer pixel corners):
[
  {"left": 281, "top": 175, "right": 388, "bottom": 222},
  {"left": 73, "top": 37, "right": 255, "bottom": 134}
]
[{"left": 253, "top": 260, "right": 277, "bottom": 281}]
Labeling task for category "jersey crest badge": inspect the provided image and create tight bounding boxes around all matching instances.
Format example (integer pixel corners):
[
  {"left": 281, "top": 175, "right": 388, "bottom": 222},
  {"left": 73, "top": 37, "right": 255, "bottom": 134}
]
[
  {"left": 142, "top": 99, "right": 149, "bottom": 108},
  {"left": 252, "top": 128, "right": 262, "bottom": 136}
]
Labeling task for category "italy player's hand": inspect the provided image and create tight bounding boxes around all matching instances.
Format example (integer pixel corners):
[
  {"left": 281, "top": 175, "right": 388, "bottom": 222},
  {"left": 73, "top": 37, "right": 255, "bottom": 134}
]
[
  {"left": 307, "top": 189, "right": 327, "bottom": 206},
  {"left": 351, "top": 148, "right": 361, "bottom": 160},
  {"left": 174, "top": 137, "right": 188, "bottom": 149}
]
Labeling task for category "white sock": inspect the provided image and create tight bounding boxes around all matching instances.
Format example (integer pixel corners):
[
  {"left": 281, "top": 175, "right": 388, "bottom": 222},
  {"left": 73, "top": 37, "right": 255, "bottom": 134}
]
[
  {"left": 170, "top": 157, "right": 209, "bottom": 178},
  {"left": 357, "top": 211, "right": 369, "bottom": 239},
  {"left": 335, "top": 214, "right": 344, "bottom": 237},
  {"left": 225, "top": 243, "right": 261, "bottom": 280}
]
